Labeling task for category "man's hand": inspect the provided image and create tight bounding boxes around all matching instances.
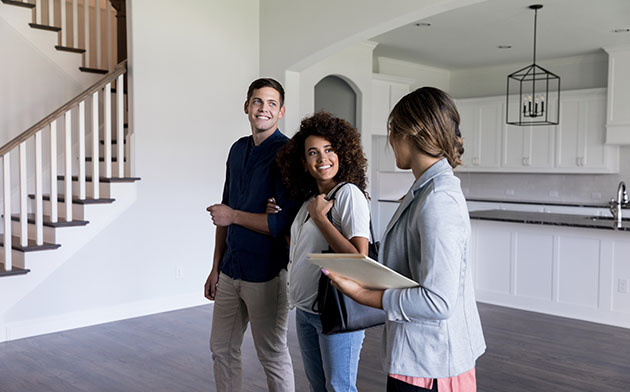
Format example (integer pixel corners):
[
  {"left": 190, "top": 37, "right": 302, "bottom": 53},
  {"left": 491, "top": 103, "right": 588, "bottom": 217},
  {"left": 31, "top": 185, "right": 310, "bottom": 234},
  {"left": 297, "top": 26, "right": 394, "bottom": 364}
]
[
  {"left": 204, "top": 269, "right": 220, "bottom": 300},
  {"left": 207, "top": 204, "right": 237, "bottom": 226}
]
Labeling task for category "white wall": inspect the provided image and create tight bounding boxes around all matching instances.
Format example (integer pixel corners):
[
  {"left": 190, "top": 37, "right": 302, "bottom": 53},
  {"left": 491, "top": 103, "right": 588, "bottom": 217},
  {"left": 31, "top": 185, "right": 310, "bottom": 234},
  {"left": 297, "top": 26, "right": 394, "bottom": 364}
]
[
  {"left": 3, "top": 0, "right": 259, "bottom": 330},
  {"left": 0, "top": 15, "right": 83, "bottom": 146},
  {"left": 375, "top": 56, "right": 450, "bottom": 91}
]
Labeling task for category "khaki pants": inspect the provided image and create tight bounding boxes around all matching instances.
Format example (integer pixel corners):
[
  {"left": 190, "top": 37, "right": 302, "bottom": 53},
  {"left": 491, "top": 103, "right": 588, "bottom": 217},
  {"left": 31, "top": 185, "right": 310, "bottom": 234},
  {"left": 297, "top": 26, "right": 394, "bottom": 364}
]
[{"left": 210, "top": 271, "right": 294, "bottom": 392}]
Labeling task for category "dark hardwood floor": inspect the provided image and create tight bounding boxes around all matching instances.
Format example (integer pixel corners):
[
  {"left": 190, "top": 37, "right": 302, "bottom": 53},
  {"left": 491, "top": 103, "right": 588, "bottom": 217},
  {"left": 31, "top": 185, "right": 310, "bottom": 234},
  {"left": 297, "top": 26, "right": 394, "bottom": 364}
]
[{"left": 0, "top": 303, "right": 628, "bottom": 391}]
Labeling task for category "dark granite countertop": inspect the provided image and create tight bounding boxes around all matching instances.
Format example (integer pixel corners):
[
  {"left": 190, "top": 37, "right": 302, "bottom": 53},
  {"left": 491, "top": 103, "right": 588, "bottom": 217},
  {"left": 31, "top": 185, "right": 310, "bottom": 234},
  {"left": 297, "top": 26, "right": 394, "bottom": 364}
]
[
  {"left": 470, "top": 210, "right": 630, "bottom": 231},
  {"left": 466, "top": 198, "right": 610, "bottom": 209}
]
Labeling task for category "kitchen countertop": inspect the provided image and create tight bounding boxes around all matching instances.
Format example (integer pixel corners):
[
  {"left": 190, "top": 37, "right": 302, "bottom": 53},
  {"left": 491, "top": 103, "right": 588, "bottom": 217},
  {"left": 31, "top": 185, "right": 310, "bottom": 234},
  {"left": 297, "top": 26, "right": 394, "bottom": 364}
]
[{"left": 470, "top": 209, "right": 630, "bottom": 231}]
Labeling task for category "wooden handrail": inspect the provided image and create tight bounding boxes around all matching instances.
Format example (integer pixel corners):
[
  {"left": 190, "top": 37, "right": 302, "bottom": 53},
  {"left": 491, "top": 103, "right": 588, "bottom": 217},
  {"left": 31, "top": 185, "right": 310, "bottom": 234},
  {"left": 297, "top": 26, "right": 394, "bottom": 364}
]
[{"left": 0, "top": 60, "right": 128, "bottom": 157}]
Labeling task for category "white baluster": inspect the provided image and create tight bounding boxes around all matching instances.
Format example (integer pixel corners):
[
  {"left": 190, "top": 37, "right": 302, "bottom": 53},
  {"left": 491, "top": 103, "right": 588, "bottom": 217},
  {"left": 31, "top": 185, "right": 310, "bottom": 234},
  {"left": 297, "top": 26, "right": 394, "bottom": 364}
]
[
  {"left": 72, "top": 0, "right": 78, "bottom": 48},
  {"left": 84, "top": 0, "right": 90, "bottom": 66},
  {"left": 106, "top": 0, "right": 111, "bottom": 70},
  {"left": 2, "top": 154, "right": 11, "bottom": 270},
  {"left": 35, "top": 0, "right": 42, "bottom": 24},
  {"left": 117, "top": 74, "right": 124, "bottom": 177},
  {"left": 95, "top": 0, "right": 101, "bottom": 69},
  {"left": 60, "top": 0, "right": 67, "bottom": 47},
  {"left": 104, "top": 82, "right": 111, "bottom": 178},
  {"left": 92, "top": 91, "right": 100, "bottom": 198},
  {"left": 64, "top": 110, "right": 73, "bottom": 222},
  {"left": 78, "top": 101, "right": 86, "bottom": 199},
  {"left": 48, "top": 0, "right": 54, "bottom": 27},
  {"left": 35, "top": 132, "right": 43, "bottom": 245},
  {"left": 18, "top": 143, "right": 27, "bottom": 247},
  {"left": 50, "top": 121, "right": 58, "bottom": 223}
]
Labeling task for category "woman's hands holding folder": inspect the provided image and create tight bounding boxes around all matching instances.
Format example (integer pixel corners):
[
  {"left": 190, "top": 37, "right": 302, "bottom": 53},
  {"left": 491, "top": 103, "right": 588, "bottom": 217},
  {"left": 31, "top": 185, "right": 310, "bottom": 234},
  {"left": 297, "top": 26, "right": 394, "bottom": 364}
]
[{"left": 323, "top": 269, "right": 385, "bottom": 310}]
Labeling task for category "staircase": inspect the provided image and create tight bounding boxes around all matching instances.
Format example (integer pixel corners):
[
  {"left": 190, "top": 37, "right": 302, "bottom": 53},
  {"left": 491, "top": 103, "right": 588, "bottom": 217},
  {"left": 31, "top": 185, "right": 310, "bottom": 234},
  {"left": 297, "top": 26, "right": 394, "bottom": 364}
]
[
  {"left": 1, "top": 0, "right": 121, "bottom": 86},
  {"left": 0, "top": 0, "right": 138, "bottom": 342}
]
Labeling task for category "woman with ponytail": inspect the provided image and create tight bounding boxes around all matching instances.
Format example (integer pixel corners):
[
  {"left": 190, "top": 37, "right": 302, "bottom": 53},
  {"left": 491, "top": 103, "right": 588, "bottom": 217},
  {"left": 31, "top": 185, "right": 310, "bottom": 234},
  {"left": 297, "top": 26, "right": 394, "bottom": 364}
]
[{"left": 325, "top": 87, "right": 486, "bottom": 391}]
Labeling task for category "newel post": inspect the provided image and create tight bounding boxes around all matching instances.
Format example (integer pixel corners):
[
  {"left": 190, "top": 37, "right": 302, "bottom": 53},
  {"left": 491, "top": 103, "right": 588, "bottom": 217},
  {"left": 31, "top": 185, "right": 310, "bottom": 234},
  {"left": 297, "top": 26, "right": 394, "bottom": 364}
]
[{"left": 109, "top": 0, "right": 127, "bottom": 62}]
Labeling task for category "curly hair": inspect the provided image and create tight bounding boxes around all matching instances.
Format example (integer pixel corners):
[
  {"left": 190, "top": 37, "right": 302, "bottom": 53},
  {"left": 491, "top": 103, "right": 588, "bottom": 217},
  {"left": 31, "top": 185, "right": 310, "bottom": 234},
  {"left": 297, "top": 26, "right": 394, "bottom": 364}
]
[{"left": 277, "top": 111, "right": 368, "bottom": 202}]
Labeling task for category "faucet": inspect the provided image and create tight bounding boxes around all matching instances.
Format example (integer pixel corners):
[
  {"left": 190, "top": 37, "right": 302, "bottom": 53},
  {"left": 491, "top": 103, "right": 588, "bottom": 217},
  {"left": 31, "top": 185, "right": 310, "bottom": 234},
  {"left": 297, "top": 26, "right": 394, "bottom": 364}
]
[{"left": 610, "top": 181, "right": 629, "bottom": 228}]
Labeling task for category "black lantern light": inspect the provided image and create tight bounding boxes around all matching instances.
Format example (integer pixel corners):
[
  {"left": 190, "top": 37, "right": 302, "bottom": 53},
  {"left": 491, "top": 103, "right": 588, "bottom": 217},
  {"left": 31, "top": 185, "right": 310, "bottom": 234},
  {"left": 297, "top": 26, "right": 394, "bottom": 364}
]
[{"left": 506, "top": 4, "right": 560, "bottom": 126}]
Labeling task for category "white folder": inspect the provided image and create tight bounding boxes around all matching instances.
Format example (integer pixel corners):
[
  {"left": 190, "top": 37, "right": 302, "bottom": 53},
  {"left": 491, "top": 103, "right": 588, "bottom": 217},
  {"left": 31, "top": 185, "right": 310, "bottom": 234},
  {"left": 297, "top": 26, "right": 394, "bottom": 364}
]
[{"left": 306, "top": 253, "right": 419, "bottom": 289}]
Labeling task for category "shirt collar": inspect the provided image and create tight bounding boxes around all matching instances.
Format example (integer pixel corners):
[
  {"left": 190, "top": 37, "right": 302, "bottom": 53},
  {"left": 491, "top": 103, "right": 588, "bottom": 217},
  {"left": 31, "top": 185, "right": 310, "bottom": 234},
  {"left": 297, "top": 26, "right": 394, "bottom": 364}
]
[
  {"left": 410, "top": 158, "right": 452, "bottom": 196},
  {"left": 251, "top": 129, "right": 282, "bottom": 148}
]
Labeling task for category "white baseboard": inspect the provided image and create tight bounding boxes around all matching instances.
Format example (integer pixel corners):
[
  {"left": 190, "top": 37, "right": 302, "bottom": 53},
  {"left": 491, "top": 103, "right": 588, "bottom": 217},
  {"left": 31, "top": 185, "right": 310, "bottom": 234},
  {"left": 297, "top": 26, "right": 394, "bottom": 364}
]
[{"left": 2, "top": 293, "right": 209, "bottom": 342}]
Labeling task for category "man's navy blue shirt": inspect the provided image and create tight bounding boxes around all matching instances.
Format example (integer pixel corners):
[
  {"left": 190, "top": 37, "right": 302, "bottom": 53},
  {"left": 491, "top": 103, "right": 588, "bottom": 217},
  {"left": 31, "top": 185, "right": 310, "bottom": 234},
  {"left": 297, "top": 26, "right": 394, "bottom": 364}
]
[{"left": 220, "top": 129, "right": 296, "bottom": 282}]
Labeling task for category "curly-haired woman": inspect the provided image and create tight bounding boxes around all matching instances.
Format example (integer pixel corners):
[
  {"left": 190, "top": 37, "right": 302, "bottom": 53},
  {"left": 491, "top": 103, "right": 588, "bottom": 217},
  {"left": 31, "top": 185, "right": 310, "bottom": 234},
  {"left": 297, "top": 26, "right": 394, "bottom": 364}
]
[{"left": 269, "top": 111, "right": 370, "bottom": 392}]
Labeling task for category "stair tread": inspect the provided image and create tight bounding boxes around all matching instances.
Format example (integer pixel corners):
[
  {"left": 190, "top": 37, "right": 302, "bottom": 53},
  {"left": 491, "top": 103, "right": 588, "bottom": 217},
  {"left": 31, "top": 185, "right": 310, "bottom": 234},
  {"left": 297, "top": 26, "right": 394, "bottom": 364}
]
[
  {"left": 100, "top": 139, "right": 127, "bottom": 144},
  {"left": 11, "top": 213, "right": 89, "bottom": 227},
  {"left": 1, "top": 0, "right": 35, "bottom": 9},
  {"left": 110, "top": 88, "right": 128, "bottom": 94},
  {"left": 79, "top": 67, "right": 108, "bottom": 74},
  {"left": 57, "top": 175, "right": 141, "bottom": 183},
  {"left": 0, "top": 236, "right": 61, "bottom": 252},
  {"left": 28, "top": 194, "right": 115, "bottom": 204},
  {"left": 0, "top": 263, "right": 30, "bottom": 277},
  {"left": 86, "top": 157, "right": 126, "bottom": 162},
  {"left": 29, "top": 23, "right": 61, "bottom": 32},
  {"left": 55, "top": 45, "right": 86, "bottom": 54}
]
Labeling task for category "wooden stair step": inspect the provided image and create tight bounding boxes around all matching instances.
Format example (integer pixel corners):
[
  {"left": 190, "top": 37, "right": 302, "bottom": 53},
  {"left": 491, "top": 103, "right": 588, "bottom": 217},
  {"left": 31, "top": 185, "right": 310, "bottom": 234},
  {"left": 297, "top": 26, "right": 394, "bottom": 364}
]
[
  {"left": 110, "top": 87, "right": 128, "bottom": 94},
  {"left": 100, "top": 139, "right": 127, "bottom": 145},
  {"left": 28, "top": 23, "right": 61, "bottom": 32},
  {"left": 79, "top": 67, "right": 108, "bottom": 74},
  {"left": 55, "top": 45, "right": 86, "bottom": 54},
  {"left": 28, "top": 194, "right": 115, "bottom": 204},
  {"left": 0, "top": 263, "right": 30, "bottom": 277},
  {"left": 0, "top": 236, "right": 61, "bottom": 252},
  {"left": 57, "top": 175, "right": 141, "bottom": 183},
  {"left": 86, "top": 157, "right": 126, "bottom": 162},
  {"left": 11, "top": 213, "right": 89, "bottom": 227},
  {"left": 1, "top": 0, "right": 35, "bottom": 9}
]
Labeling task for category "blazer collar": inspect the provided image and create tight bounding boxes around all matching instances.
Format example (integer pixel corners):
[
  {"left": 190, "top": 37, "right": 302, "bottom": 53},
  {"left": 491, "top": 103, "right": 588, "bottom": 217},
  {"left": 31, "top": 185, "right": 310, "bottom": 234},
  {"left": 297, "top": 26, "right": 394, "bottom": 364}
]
[{"left": 382, "top": 158, "right": 452, "bottom": 239}]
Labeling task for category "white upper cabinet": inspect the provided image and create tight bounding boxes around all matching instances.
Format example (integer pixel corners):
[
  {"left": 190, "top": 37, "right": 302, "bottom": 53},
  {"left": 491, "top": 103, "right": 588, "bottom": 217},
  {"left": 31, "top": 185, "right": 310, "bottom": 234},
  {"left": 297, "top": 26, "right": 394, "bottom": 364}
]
[
  {"left": 456, "top": 97, "right": 503, "bottom": 171},
  {"left": 370, "top": 74, "right": 412, "bottom": 135},
  {"left": 555, "top": 89, "right": 619, "bottom": 173},
  {"left": 455, "top": 88, "right": 618, "bottom": 173}
]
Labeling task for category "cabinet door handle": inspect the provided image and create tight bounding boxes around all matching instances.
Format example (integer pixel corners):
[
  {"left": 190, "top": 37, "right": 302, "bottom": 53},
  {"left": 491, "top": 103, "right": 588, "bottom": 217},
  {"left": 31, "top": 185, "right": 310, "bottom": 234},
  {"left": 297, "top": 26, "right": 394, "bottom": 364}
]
[
  {"left": 576, "top": 157, "right": 581, "bottom": 166},
  {"left": 580, "top": 157, "right": 585, "bottom": 166}
]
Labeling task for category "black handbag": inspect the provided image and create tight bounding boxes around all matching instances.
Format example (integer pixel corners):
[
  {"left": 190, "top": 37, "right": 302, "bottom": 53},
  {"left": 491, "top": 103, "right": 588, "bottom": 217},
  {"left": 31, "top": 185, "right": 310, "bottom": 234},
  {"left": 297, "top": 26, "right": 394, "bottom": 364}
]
[{"left": 312, "top": 183, "right": 386, "bottom": 335}]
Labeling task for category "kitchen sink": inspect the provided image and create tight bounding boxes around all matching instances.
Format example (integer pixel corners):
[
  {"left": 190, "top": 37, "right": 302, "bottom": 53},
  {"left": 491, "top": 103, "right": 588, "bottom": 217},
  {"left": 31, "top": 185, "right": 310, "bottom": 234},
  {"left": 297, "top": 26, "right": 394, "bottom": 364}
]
[{"left": 586, "top": 216, "right": 630, "bottom": 222}]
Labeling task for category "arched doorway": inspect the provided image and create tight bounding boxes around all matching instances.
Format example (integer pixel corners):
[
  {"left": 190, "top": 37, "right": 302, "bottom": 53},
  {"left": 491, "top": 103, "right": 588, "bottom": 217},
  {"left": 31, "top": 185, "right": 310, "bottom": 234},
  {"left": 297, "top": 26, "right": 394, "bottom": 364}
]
[{"left": 314, "top": 75, "right": 357, "bottom": 127}]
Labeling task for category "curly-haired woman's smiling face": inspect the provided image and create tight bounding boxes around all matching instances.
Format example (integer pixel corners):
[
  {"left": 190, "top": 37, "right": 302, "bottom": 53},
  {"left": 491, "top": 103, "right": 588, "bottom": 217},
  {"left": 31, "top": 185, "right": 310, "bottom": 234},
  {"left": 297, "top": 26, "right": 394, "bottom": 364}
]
[{"left": 304, "top": 135, "right": 339, "bottom": 193}]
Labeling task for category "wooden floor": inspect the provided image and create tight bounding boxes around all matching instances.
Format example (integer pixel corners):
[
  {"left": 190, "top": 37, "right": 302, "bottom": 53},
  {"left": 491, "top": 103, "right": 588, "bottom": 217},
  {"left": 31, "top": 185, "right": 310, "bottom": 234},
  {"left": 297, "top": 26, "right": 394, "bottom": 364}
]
[{"left": 0, "top": 303, "right": 628, "bottom": 391}]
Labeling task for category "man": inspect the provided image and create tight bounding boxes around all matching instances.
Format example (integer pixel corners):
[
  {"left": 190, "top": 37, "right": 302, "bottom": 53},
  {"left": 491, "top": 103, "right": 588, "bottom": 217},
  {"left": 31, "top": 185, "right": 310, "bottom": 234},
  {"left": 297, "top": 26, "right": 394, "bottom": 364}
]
[{"left": 205, "top": 78, "right": 296, "bottom": 392}]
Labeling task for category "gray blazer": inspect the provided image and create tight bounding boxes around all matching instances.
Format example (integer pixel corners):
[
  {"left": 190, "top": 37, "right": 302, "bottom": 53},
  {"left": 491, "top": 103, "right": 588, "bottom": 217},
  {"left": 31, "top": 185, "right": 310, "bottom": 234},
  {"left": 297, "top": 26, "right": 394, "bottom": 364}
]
[{"left": 380, "top": 158, "right": 486, "bottom": 378}]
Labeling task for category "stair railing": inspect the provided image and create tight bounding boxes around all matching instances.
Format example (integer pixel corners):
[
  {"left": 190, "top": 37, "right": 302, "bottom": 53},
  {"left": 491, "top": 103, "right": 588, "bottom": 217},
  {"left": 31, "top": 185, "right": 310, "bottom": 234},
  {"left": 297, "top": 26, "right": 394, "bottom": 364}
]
[
  {"left": 29, "top": 0, "right": 120, "bottom": 71},
  {"left": 1, "top": 60, "right": 128, "bottom": 272}
]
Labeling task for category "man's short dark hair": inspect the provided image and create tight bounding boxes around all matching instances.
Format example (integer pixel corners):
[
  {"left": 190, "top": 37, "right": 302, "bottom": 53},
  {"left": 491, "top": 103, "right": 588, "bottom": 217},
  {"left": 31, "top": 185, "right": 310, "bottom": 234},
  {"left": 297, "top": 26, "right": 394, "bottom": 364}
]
[{"left": 247, "top": 78, "right": 285, "bottom": 107}]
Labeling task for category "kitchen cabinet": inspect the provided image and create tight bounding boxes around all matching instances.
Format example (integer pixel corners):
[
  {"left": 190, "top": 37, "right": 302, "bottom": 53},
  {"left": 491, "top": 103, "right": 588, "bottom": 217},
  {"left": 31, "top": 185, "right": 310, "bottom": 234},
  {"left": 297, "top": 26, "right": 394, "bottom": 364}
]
[
  {"left": 555, "top": 89, "right": 619, "bottom": 173},
  {"left": 471, "top": 219, "right": 630, "bottom": 328},
  {"left": 457, "top": 98, "right": 503, "bottom": 170},
  {"left": 371, "top": 74, "right": 412, "bottom": 135},
  {"left": 454, "top": 88, "right": 618, "bottom": 173}
]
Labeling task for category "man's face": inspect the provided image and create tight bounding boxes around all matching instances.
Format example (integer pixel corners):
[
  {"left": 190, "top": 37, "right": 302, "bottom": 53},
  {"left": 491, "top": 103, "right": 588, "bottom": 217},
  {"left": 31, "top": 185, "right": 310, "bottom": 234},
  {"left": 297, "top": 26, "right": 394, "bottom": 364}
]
[{"left": 244, "top": 87, "right": 285, "bottom": 134}]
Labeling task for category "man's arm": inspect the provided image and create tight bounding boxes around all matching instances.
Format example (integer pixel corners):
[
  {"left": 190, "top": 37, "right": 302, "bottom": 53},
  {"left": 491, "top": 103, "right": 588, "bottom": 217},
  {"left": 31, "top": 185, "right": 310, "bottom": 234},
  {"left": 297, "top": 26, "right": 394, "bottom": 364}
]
[
  {"left": 207, "top": 204, "right": 270, "bottom": 235},
  {"left": 204, "top": 225, "right": 227, "bottom": 300}
]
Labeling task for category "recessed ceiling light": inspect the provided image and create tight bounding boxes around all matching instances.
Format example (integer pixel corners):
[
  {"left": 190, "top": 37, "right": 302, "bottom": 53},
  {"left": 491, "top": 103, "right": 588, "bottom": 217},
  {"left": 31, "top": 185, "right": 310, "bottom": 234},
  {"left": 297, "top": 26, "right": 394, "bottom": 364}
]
[
  {"left": 612, "top": 28, "right": 630, "bottom": 33},
  {"left": 497, "top": 45, "right": 512, "bottom": 49},
  {"left": 415, "top": 22, "right": 431, "bottom": 27}
]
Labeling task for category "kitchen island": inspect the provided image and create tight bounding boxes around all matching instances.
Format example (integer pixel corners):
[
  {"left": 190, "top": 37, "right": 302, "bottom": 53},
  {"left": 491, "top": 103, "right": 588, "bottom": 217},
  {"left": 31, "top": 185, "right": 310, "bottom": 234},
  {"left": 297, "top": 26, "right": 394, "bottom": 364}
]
[{"left": 469, "top": 209, "right": 630, "bottom": 328}]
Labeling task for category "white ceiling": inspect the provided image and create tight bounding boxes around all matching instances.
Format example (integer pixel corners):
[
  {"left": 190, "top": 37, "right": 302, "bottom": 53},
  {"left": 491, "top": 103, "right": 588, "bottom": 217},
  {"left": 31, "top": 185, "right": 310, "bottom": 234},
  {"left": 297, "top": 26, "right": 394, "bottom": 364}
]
[{"left": 371, "top": 0, "right": 630, "bottom": 70}]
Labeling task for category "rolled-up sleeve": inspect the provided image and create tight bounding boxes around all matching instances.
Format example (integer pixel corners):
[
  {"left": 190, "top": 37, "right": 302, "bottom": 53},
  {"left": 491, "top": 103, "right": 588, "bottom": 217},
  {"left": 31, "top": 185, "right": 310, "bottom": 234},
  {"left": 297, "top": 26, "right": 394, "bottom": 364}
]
[{"left": 382, "top": 191, "right": 466, "bottom": 322}]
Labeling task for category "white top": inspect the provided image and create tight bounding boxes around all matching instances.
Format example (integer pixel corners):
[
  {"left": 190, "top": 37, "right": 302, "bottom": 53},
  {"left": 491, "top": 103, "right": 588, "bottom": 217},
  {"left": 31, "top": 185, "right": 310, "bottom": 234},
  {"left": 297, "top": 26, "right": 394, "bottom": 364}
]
[{"left": 288, "top": 183, "right": 370, "bottom": 313}]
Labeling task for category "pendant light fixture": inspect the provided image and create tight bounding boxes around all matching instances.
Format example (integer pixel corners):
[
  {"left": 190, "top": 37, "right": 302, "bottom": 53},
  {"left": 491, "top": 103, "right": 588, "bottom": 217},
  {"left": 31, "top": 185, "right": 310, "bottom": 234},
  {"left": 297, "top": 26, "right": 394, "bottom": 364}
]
[{"left": 506, "top": 4, "right": 560, "bottom": 126}]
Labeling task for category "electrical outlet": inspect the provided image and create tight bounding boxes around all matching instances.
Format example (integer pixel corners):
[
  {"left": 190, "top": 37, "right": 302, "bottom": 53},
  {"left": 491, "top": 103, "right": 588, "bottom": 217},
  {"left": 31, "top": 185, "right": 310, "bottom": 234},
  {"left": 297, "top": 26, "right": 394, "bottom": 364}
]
[
  {"left": 549, "top": 190, "right": 560, "bottom": 198},
  {"left": 505, "top": 189, "right": 515, "bottom": 196},
  {"left": 618, "top": 278, "right": 629, "bottom": 294},
  {"left": 176, "top": 266, "right": 184, "bottom": 280}
]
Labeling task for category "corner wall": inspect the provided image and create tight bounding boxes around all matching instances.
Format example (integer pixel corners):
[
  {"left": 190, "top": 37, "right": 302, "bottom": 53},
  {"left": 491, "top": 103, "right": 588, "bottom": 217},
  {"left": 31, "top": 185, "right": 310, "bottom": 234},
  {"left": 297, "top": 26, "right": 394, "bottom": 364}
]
[{"left": 3, "top": 0, "right": 260, "bottom": 336}]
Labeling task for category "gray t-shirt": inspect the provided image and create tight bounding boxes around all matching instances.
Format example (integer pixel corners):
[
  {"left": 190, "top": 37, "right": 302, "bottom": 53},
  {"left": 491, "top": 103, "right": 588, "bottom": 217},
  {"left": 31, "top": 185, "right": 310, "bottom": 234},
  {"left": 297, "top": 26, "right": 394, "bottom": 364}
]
[{"left": 288, "top": 183, "right": 370, "bottom": 313}]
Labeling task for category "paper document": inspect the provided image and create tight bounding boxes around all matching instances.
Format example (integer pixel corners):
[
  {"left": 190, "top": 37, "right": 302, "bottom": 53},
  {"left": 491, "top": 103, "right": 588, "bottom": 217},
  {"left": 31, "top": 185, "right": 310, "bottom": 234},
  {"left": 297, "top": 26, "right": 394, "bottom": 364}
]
[{"left": 306, "top": 253, "right": 419, "bottom": 289}]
